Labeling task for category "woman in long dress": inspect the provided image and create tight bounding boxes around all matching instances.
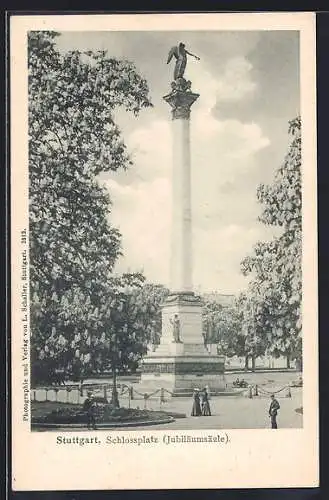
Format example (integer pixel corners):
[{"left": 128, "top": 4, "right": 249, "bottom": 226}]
[
  {"left": 191, "top": 389, "right": 202, "bottom": 416},
  {"left": 201, "top": 387, "right": 211, "bottom": 416}
]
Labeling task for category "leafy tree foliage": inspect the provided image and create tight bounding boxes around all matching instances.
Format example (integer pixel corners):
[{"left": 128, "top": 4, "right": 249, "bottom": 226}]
[
  {"left": 236, "top": 291, "right": 270, "bottom": 370},
  {"left": 202, "top": 300, "right": 239, "bottom": 355},
  {"left": 241, "top": 117, "right": 302, "bottom": 367},
  {"left": 29, "top": 31, "right": 153, "bottom": 393},
  {"left": 141, "top": 284, "right": 170, "bottom": 347},
  {"left": 201, "top": 296, "right": 262, "bottom": 368}
]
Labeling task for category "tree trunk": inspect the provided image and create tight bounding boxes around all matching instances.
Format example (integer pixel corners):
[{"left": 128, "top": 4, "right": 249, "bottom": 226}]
[
  {"left": 286, "top": 355, "right": 291, "bottom": 369},
  {"left": 251, "top": 356, "right": 256, "bottom": 372},
  {"left": 244, "top": 356, "right": 249, "bottom": 370},
  {"left": 296, "top": 357, "right": 303, "bottom": 372},
  {"left": 79, "top": 378, "right": 84, "bottom": 396},
  {"left": 111, "top": 365, "right": 120, "bottom": 408}
]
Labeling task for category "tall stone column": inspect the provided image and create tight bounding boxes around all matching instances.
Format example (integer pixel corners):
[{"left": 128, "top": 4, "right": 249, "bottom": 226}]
[
  {"left": 164, "top": 87, "right": 199, "bottom": 293},
  {"left": 140, "top": 78, "right": 225, "bottom": 396}
]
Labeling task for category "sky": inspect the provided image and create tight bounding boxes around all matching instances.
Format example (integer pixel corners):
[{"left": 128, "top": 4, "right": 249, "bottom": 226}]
[{"left": 56, "top": 30, "right": 300, "bottom": 294}]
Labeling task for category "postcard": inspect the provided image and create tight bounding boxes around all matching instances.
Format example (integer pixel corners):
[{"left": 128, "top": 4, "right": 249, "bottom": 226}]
[{"left": 11, "top": 12, "right": 318, "bottom": 490}]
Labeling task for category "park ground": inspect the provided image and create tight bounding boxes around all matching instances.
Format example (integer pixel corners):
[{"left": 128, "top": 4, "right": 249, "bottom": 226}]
[
  {"left": 122, "top": 388, "right": 302, "bottom": 430},
  {"left": 32, "top": 370, "right": 302, "bottom": 431}
]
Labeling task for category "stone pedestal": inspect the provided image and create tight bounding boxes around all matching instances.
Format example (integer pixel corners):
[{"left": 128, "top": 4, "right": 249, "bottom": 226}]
[
  {"left": 141, "top": 292, "right": 226, "bottom": 395},
  {"left": 140, "top": 78, "right": 225, "bottom": 396}
]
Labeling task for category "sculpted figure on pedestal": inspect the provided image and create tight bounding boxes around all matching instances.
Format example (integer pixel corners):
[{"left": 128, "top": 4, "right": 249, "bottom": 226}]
[
  {"left": 170, "top": 314, "right": 182, "bottom": 343},
  {"left": 167, "top": 42, "right": 200, "bottom": 81}
]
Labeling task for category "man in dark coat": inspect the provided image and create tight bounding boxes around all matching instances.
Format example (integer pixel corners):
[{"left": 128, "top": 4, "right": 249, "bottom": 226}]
[
  {"left": 83, "top": 391, "right": 96, "bottom": 430},
  {"left": 269, "top": 394, "right": 280, "bottom": 429}
]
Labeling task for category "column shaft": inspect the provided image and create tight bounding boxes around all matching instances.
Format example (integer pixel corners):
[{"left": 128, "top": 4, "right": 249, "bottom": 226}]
[{"left": 170, "top": 117, "right": 193, "bottom": 292}]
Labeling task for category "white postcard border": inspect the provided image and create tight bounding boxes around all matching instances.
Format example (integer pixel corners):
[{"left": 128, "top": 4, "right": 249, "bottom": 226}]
[{"left": 11, "top": 12, "right": 318, "bottom": 491}]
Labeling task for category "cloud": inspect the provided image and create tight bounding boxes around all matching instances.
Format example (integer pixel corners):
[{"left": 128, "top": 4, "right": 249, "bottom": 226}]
[
  {"left": 193, "top": 223, "right": 278, "bottom": 293},
  {"left": 208, "top": 56, "right": 257, "bottom": 103},
  {"left": 105, "top": 176, "right": 171, "bottom": 285},
  {"left": 192, "top": 117, "right": 270, "bottom": 161},
  {"left": 216, "top": 56, "right": 257, "bottom": 101},
  {"left": 186, "top": 55, "right": 257, "bottom": 113},
  {"left": 188, "top": 57, "right": 269, "bottom": 162},
  {"left": 127, "top": 120, "right": 172, "bottom": 182}
]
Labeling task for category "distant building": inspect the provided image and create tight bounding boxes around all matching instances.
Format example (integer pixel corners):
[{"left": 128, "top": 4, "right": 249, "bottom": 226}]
[{"left": 202, "top": 292, "right": 235, "bottom": 308}]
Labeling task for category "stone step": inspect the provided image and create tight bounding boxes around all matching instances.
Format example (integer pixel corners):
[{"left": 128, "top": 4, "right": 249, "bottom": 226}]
[{"left": 147, "top": 343, "right": 219, "bottom": 357}]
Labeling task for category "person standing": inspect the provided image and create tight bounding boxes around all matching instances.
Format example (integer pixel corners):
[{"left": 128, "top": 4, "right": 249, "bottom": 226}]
[
  {"left": 201, "top": 387, "right": 211, "bottom": 416},
  {"left": 83, "top": 390, "right": 96, "bottom": 430},
  {"left": 191, "top": 389, "right": 202, "bottom": 416},
  {"left": 269, "top": 394, "right": 280, "bottom": 429},
  {"left": 170, "top": 314, "right": 182, "bottom": 343}
]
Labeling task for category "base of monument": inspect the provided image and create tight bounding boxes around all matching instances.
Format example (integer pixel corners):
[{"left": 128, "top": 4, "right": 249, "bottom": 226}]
[{"left": 140, "top": 352, "right": 226, "bottom": 397}]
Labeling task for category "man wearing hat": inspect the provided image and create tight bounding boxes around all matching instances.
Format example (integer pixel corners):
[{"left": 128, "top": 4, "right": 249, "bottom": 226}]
[
  {"left": 83, "top": 390, "right": 97, "bottom": 430},
  {"left": 269, "top": 394, "right": 280, "bottom": 429}
]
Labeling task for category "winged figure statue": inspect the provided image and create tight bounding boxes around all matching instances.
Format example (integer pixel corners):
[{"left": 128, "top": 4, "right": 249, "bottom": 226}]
[{"left": 167, "top": 42, "right": 200, "bottom": 80}]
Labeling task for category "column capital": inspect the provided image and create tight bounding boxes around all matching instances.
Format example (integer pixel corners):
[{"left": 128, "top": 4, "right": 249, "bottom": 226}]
[{"left": 163, "top": 79, "right": 199, "bottom": 120}]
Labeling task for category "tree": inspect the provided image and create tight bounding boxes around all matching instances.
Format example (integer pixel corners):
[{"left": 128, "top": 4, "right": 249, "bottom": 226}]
[
  {"left": 202, "top": 300, "right": 222, "bottom": 345},
  {"left": 241, "top": 117, "right": 302, "bottom": 368},
  {"left": 202, "top": 299, "right": 244, "bottom": 358},
  {"left": 140, "top": 284, "right": 170, "bottom": 347},
  {"left": 29, "top": 31, "right": 153, "bottom": 390},
  {"left": 32, "top": 273, "right": 162, "bottom": 406},
  {"left": 202, "top": 295, "right": 267, "bottom": 370},
  {"left": 82, "top": 273, "right": 163, "bottom": 407},
  {"left": 236, "top": 290, "right": 270, "bottom": 371}
]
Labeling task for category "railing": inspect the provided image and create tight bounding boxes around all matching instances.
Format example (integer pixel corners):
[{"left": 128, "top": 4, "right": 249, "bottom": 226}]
[
  {"left": 243, "top": 384, "right": 292, "bottom": 399},
  {"left": 31, "top": 380, "right": 295, "bottom": 409},
  {"left": 31, "top": 383, "right": 177, "bottom": 410}
]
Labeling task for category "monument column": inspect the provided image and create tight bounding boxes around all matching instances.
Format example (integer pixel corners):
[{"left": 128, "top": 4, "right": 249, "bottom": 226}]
[
  {"left": 140, "top": 53, "right": 225, "bottom": 396},
  {"left": 165, "top": 87, "right": 199, "bottom": 293}
]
